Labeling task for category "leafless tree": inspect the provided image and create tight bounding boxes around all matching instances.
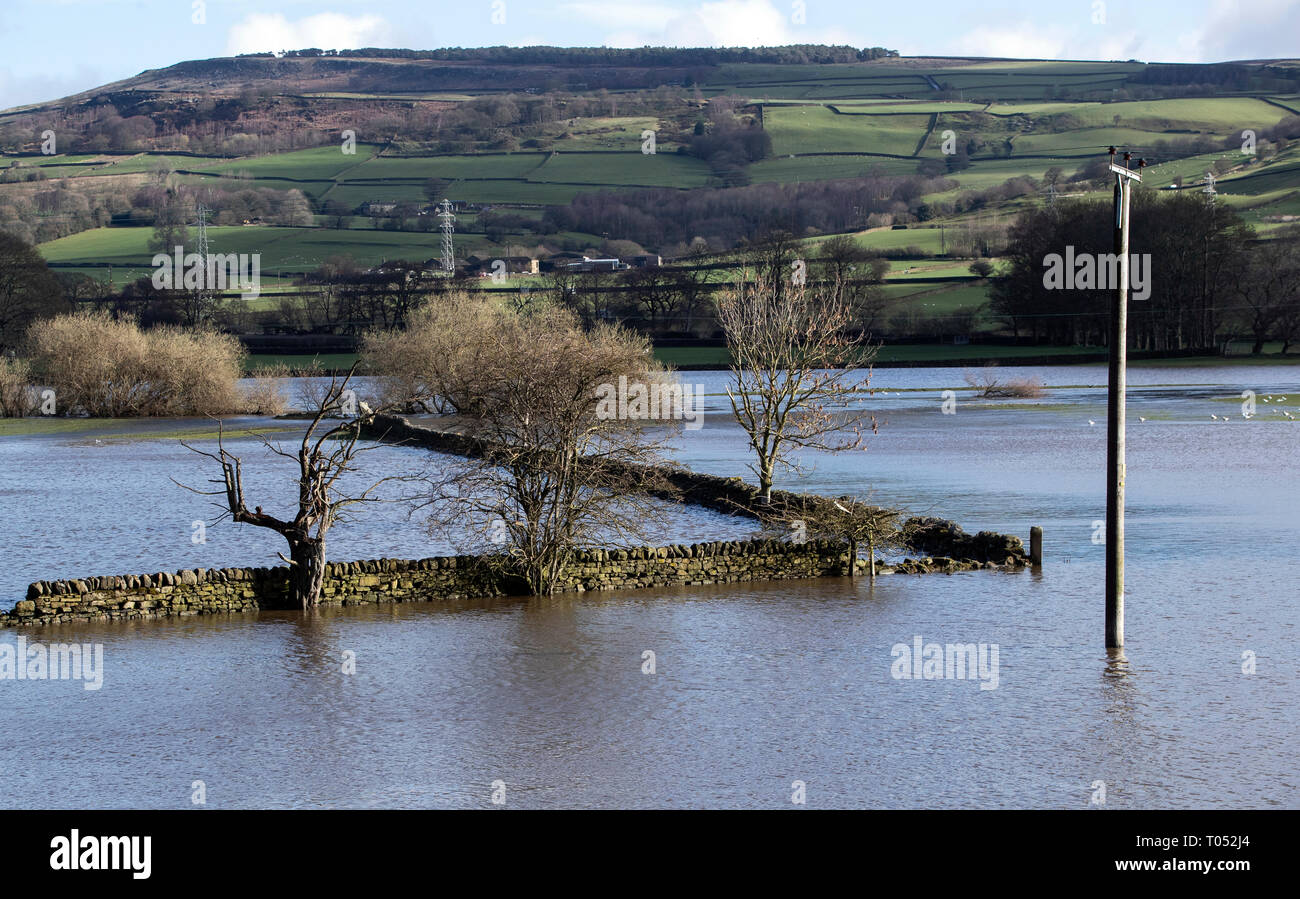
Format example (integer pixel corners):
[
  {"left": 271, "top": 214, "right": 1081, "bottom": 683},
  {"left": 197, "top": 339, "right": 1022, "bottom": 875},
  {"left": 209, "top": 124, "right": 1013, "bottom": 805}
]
[
  {"left": 0, "top": 232, "right": 69, "bottom": 354},
  {"left": 176, "top": 365, "right": 404, "bottom": 608},
  {"left": 963, "top": 363, "right": 1045, "bottom": 398},
  {"left": 756, "top": 492, "right": 907, "bottom": 581},
  {"left": 718, "top": 273, "right": 877, "bottom": 502},
  {"left": 398, "top": 297, "right": 681, "bottom": 595},
  {"left": 818, "top": 234, "right": 893, "bottom": 335},
  {"left": 363, "top": 291, "right": 505, "bottom": 414}
]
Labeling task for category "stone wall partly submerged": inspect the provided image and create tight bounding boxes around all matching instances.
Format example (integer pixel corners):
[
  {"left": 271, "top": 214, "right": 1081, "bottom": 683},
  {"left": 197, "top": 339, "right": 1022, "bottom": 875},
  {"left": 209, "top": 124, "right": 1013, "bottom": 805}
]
[
  {"left": 4, "top": 416, "right": 1030, "bottom": 628},
  {"left": 3, "top": 537, "right": 1029, "bottom": 628}
]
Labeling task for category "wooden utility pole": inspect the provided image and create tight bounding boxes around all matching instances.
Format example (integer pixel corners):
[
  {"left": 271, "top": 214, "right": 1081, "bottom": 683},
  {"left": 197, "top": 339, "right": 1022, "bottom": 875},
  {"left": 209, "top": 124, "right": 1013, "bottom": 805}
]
[{"left": 1105, "top": 148, "right": 1144, "bottom": 649}]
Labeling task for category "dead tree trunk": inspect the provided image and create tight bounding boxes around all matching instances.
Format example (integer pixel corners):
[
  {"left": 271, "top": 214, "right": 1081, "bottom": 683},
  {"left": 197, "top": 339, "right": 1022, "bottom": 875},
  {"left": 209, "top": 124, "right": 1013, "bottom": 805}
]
[
  {"left": 177, "top": 365, "right": 400, "bottom": 612},
  {"left": 288, "top": 536, "right": 327, "bottom": 609}
]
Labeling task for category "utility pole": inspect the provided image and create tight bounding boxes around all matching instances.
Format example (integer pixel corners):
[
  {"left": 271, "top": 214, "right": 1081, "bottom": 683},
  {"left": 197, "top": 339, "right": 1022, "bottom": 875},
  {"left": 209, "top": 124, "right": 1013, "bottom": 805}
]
[{"left": 1105, "top": 148, "right": 1144, "bottom": 649}]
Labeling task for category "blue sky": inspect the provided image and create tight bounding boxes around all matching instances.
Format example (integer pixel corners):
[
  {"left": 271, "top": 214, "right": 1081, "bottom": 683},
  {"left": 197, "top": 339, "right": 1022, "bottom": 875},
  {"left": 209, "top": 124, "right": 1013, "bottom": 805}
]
[{"left": 2, "top": 0, "right": 1297, "bottom": 109}]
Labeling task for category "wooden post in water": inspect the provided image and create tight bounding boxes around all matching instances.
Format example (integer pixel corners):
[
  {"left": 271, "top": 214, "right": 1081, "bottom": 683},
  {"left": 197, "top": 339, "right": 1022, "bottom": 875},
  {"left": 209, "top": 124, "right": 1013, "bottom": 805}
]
[
  {"left": 1030, "top": 526, "right": 1042, "bottom": 566},
  {"left": 1105, "top": 149, "right": 1144, "bottom": 649}
]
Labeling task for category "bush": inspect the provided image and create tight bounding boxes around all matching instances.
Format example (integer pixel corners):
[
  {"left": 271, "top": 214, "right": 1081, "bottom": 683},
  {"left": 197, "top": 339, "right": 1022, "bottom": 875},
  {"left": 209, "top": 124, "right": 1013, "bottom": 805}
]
[
  {"left": 0, "top": 357, "right": 36, "bottom": 417},
  {"left": 24, "top": 310, "right": 246, "bottom": 416},
  {"left": 241, "top": 363, "right": 290, "bottom": 416},
  {"left": 361, "top": 292, "right": 501, "bottom": 413},
  {"left": 963, "top": 364, "right": 1045, "bottom": 398}
]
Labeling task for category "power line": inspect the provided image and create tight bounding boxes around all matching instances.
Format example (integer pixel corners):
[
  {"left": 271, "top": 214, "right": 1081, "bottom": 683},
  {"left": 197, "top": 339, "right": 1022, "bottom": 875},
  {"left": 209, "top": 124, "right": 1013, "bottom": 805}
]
[{"left": 438, "top": 199, "right": 455, "bottom": 273}]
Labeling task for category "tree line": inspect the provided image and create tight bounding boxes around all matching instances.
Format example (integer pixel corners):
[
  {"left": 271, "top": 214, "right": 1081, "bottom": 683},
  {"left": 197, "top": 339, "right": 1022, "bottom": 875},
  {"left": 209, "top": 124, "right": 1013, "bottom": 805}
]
[
  {"left": 267, "top": 46, "right": 900, "bottom": 65},
  {"left": 545, "top": 171, "right": 953, "bottom": 253},
  {"left": 990, "top": 191, "right": 1300, "bottom": 352}
]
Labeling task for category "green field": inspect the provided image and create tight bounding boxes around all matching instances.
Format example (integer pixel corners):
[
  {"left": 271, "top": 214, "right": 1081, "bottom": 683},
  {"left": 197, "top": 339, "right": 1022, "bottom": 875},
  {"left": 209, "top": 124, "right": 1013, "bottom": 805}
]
[
  {"left": 1063, "top": 97, "right": 1290, "bottom": 131},
  {"left": 654, "top": 343, "right": 1110, "bottom": 367},
  {"left": 527, "top": 151, "right": 714, "bottom": 187},
  {"left": 343, "top": 153, "right": 547, "bottom": 181},
  {"left": 750, "top": 154, "right": 916, "bottom": 183},
  {"left": 195, "top": 144, "right": 382, "bottom": 180},
  {"left": 763, "top": 106, "right": 931, "bottom": 156},
  {"left": 806, "top": 227, "right": 949, "bottom": 254},
  {"left": 13, "top": 56, "right": 1300, "bottom": 323},
  {"left": 546, "top": 116, "right": 664, "bottom": 150},
  {"left": 40, "top": 225, "right": 463, "bottom": 272}
]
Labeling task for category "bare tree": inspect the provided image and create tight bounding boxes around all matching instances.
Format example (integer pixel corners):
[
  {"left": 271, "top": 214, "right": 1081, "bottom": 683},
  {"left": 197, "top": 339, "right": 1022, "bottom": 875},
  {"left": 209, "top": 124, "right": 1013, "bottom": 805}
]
[
  {"left": 756, "top": 492, "right": 906, "bottom": 581},
  {"left": 962, "top": 363, "right": 1045, "bottom": 398},
  {"left": 176, "top": 366, "right": 403, "bottom": 608},
  {"left": 398, "top": 297, "right": 681, "bottom": 595},
  {"left": 718, "top": 273, "right": 877, "bottom": 502},
  {"left": 363, "top": 291, "right": 505, "bottom": 414},
  {"left": 818, "top": 234, "right": 892, "bottom": 334}
]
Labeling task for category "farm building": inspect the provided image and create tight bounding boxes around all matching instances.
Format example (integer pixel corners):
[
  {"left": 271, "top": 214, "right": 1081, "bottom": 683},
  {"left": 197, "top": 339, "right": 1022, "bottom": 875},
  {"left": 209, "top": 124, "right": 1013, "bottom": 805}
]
[
  {"left": 565, "top": 256, "right": 630, "bottom": 272},
  {"left": 462, "top": 255, "right": 539, "bottom": 277}
]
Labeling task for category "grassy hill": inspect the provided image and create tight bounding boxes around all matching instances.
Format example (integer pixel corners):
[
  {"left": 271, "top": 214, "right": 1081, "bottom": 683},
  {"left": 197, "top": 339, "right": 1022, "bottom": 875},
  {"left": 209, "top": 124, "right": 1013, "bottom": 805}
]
[{"left": 4, "top": 49, "right": 1300, "bottom": 336}]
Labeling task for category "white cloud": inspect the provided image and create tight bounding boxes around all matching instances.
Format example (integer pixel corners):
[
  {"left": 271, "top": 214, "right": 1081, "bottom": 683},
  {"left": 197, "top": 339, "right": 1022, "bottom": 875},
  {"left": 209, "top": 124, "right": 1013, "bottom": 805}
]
[
  {"left": 1196, "top": 0, "right": 1300, "bottom": 61},
  {"left": 569, "top": 0, "right": 860, "bottom": 48},
  {"left": 225, "top": 12, "right": 394, "bottom": 56},
  {"left": 947, "top": 24, "right": 1070, "bottom": 60},
  {"left": 665, "top": 0, "right": 794, "bottom": 45},
  {"left": 0, "top": 64, "right": 104, "bottom": 110},
  {"left": 941, "top": 20, "right": 1218, "bottom": 65}
]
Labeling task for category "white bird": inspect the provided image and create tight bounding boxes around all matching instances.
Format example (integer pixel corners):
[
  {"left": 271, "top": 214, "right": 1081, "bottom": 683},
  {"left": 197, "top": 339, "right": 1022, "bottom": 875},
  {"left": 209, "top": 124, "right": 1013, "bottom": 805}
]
[
  {"left": 1211, "top": 414, "right": 1218, "bottom": 420},
  {"left": 1088, "top": 420, "right": 1096, "bottom": 426},
  {"left": 1139, "top": 416, "right": 1146, "bottom": 422}
]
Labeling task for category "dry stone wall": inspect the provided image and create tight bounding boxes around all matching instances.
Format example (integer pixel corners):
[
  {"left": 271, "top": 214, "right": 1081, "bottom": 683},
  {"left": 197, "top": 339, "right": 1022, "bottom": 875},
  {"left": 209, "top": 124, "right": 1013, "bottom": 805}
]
[
  {"left": 3, "top": 417, "right": 1030, "bottom": 628},
  {"left": 3, "top": 538, "right": 870, "bottom": 628}
]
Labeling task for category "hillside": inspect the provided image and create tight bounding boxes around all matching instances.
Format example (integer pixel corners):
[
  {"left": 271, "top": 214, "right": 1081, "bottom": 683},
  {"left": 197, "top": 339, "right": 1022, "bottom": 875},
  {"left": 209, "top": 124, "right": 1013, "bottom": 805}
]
[{"left": 4, "top": 48, "right": 1300, "bottom": 345}]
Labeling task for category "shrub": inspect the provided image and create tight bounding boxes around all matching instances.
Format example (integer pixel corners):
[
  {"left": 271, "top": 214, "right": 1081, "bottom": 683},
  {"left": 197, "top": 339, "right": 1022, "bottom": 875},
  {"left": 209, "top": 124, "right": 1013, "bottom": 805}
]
[
  {"left": 0, "top": 357, "right": 36, "bottom": 417},
  {"left": 24, "top": 310, "right": 245, "bottom": 416},
  {"left": 241, "top": 363, "right": 290, "bottom": 416},
  {"left": 963, "top": 364, "right": 1045, "bottom": 398},
  {"left": 361, "top": 292, "right": 502, "bottom": 413}
]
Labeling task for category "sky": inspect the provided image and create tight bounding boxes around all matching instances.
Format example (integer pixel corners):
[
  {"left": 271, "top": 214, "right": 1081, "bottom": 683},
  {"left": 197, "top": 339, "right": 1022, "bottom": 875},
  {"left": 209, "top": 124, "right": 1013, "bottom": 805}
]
[{"left": 1, "top": 0, "right": 1297, "bottom": 110}]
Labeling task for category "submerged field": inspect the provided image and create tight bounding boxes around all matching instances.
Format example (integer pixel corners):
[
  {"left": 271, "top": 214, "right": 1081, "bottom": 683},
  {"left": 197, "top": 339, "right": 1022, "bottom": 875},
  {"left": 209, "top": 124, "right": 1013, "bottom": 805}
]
[{"left": 2, "top": 361, "right": 1297, "bottom": 808}]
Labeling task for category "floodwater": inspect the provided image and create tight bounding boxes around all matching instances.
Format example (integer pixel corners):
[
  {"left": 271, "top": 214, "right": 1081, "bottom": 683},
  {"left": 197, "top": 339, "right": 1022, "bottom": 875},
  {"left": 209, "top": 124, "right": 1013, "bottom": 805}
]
[{"left": 1, "top": 363, "right": 1297, "bottom": 808}]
